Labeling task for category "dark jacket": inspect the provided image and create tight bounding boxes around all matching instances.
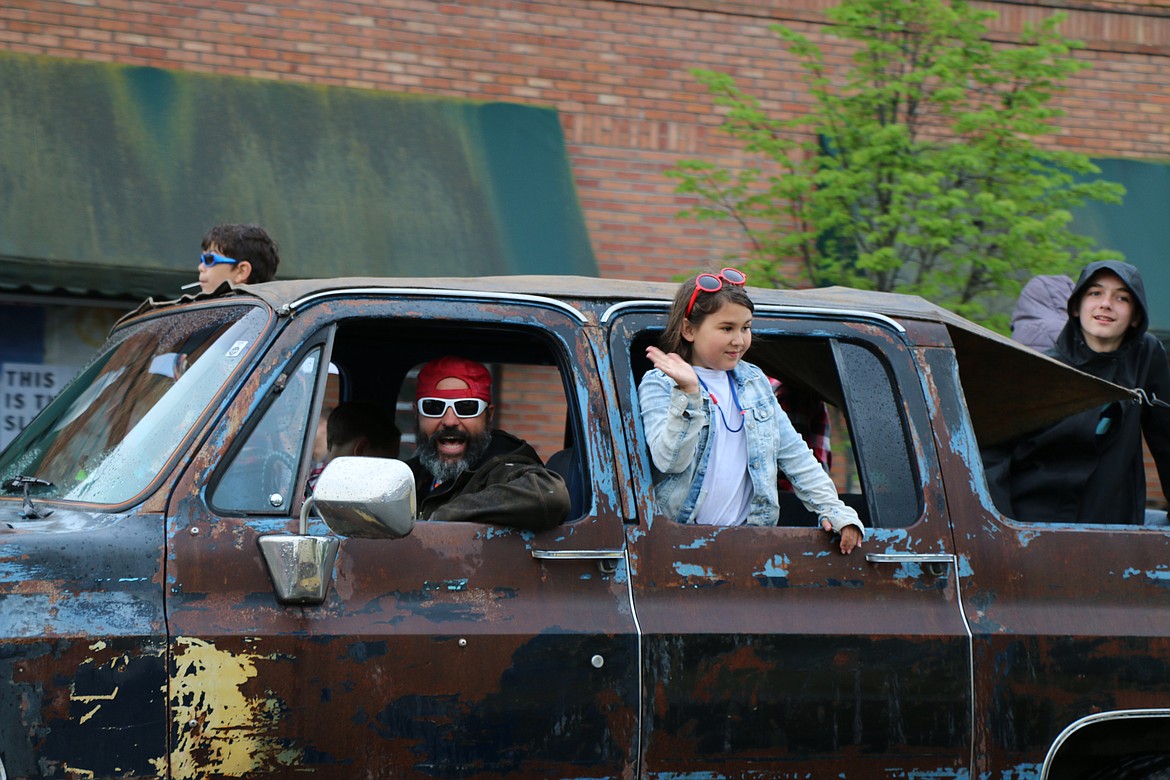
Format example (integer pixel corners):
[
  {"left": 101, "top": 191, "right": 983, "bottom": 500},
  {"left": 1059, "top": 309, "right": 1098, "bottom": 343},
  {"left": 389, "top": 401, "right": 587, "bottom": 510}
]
[
  {"left": 988, "top": 260, "right": 1170, "bottom": 524},
  {"left": 407, "top": 430, "right": 570, "bottom": 531}
]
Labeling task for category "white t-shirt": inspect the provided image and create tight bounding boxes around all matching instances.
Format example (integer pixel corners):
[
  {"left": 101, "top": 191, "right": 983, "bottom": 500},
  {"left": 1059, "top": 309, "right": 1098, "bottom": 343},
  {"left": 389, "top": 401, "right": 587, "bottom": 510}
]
[{"left": 693, "top": 366, "right": 753, "bottom": 526}]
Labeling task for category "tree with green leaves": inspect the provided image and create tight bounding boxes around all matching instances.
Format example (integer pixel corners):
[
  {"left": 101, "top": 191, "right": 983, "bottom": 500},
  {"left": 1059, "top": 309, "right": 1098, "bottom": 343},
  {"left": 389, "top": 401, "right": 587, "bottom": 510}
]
[{"left": 668, "top": 0, "right": 1124, "bottom": 326}]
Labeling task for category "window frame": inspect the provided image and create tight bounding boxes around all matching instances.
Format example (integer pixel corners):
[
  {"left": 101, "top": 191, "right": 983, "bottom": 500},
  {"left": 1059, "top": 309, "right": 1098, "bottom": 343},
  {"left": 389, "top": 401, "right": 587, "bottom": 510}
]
[{"left": 609, "top": 306, "right": 934, "bottom": 531}]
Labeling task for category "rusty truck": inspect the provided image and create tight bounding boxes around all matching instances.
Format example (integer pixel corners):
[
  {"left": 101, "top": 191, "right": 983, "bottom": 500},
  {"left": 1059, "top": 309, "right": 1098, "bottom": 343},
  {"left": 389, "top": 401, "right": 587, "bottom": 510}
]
[{"left": 1, "top": 276, "right": 1167, "bottom": 779}]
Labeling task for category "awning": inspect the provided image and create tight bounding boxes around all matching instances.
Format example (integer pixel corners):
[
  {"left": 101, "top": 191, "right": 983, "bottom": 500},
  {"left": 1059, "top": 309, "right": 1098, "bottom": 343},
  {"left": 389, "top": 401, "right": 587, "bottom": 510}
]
[
  {"left": 0, "top": 257, "right": 190, "bottom": 302},
  {"left": 0, "top": 52, "right": 598, "bottom": 302}
]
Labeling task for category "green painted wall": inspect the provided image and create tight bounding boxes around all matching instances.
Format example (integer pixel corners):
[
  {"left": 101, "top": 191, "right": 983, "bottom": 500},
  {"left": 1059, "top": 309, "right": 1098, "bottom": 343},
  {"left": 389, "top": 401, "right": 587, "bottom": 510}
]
[
  {"left": 1072, "top": 157, "right": 1170, "bottom": 338},
  {"left": 0, "top": 51, "right": 597, "bottom": 299}
]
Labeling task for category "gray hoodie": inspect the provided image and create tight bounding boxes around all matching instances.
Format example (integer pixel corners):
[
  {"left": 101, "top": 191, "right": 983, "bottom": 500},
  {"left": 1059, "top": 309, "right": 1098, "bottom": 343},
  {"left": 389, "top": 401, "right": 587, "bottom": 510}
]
[{"left": 1010, "top": 274, "right": 1075, "bottom": 352}]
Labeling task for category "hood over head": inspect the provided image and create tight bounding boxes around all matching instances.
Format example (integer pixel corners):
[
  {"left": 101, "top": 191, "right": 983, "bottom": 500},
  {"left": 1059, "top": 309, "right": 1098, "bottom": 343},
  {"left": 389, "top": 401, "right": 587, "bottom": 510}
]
[{"left": 1066, "top": 260, "right": 1149, "bottom": 342}]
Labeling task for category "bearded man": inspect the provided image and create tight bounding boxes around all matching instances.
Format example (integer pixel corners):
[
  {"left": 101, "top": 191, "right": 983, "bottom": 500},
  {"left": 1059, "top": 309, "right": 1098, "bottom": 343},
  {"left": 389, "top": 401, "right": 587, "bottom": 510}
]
[{"left": 406, "top": 356, "right": 570, "bottom": 530}]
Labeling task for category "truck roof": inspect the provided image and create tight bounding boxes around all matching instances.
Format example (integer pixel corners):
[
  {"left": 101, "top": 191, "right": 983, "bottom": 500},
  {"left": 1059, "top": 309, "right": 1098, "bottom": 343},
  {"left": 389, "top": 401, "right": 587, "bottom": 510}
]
[{"left": 125, "top": 274, "right": 1137, "bottom": 446}]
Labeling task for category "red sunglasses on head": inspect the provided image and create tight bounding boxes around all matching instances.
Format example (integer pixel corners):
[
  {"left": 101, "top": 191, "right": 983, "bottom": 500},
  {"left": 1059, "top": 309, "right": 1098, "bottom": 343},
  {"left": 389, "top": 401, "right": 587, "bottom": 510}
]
[{"left": 685, "top": 267, "right": 747, "bottom": 318}]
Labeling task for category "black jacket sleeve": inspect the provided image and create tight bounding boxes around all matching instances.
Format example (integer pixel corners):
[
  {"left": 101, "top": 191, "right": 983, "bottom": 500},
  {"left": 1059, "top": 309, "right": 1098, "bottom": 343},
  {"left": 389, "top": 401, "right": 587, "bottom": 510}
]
[
  {"left": 428, "top": 454, "right": 571, "bottom": 530},
  {"left": 1140, "top": 338, "right": 1170, "bottom": 503}
]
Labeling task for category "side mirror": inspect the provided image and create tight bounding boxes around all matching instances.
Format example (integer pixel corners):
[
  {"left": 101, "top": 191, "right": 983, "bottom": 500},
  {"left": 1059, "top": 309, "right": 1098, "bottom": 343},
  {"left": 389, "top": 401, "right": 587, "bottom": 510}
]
[
  {"left": 312, "top": 456, "right": 417, "bottom": 539},
  {"left": 257, "top": 457, "right": 416, "bottom": 605}
]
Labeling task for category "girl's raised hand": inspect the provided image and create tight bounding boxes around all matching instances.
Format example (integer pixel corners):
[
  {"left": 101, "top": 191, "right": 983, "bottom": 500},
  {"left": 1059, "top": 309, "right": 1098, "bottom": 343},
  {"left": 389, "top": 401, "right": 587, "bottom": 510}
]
[{"left": 646, "top": 346, "right": 699, "bottom": 395}]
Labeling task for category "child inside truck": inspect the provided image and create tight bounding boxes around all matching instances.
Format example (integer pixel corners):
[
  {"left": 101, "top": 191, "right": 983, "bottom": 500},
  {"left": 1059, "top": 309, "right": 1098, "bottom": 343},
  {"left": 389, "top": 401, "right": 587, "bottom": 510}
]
[{"left": 636, "top": 268, "right": 865, "bottom": 554}]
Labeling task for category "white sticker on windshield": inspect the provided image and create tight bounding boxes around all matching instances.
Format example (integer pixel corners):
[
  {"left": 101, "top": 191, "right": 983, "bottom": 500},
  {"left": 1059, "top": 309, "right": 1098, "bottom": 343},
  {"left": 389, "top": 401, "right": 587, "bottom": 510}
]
[{"left": 226, "top": 341, "right": 249, "bottom": 358}]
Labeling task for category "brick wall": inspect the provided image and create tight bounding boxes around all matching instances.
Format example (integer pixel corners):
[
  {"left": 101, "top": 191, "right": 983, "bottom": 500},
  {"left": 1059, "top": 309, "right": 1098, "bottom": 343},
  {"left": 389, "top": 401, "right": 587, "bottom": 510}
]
[{"left": 7, "top": 0, "right": 1169, "bottom": 285}]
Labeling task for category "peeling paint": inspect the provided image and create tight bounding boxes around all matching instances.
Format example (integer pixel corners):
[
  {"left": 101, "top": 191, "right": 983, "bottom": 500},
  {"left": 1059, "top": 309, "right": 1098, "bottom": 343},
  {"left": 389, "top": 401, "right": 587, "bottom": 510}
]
[
  {"left": 74, "top": 685, "right": 119, "bottom": 725},
  {"left": 169, "top": 636, "right": 297, "bottom": 779},
  {"left": 1014, "top": 529, "right": 1040, "bottom": 547},
  {"left": 1122, "top": 566, "right": 1170, "bottom": 581},
  {"left": 955, "top": 555, "right": 973, "bottom": 578},
  {"left": 867, "top": 528, "right": 910, "bottom": 544},
  {"left": 891, "top": 562, "right": 927, "bottom": 580},
  {"left": 672, "top": 563, "right": 715, "bottom": 579},
  {"left": 755, "top": 554, "right": 790, "bottom": 578},
  {"left": 424, "top": 578, "right": 469, "bottom": 592}
]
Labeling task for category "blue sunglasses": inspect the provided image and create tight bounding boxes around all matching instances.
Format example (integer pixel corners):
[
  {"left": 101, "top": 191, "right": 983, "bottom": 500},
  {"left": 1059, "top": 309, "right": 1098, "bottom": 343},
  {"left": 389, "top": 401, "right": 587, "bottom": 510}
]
[{"left": 199, "top": 251, "right": 240, "bottom": 267}]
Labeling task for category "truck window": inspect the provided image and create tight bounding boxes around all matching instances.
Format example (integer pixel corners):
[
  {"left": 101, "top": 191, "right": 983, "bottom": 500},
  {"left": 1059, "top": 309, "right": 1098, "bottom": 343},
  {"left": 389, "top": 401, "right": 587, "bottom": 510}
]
[
  {"left": 832, "top": 339, "right": 920, "bottom": 527},
  {"left": 0, "top": 305, "right": 267, "bottom": 507},
  {"left": 211, "top": 348, "right": 322, "bottom": 513},
  {"left": 210, "top": 316, "right": 588, "bottom": 523},
  {"left": 631, "top": 329, "right": 920, "bottom": 530}
]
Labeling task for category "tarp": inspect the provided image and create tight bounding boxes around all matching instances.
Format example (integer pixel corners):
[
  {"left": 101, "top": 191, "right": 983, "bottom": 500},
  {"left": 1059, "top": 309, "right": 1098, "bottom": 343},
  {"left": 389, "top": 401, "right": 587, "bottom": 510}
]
[{"left": 0, "top": 51, "right": 598, "bottom": 301}]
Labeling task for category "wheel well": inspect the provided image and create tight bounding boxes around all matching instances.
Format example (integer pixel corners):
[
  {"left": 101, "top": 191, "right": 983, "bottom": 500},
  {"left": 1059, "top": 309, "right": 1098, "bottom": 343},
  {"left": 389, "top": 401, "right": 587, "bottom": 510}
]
[{"left": 1045, "top": 713, "right": 1170, "bottom": 780}]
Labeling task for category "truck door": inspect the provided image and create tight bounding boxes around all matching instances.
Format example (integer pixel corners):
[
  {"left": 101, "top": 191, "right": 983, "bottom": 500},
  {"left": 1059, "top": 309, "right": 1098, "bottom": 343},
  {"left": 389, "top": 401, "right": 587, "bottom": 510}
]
[
  {"left": 610, "top": 307, "right": 972, "bottom": 778},
  {"left": 163, "top": 293, "right": 638, "bottom": 779},
  {"left": 930, "top": 340, "right": 1170, "bottom": 777}
]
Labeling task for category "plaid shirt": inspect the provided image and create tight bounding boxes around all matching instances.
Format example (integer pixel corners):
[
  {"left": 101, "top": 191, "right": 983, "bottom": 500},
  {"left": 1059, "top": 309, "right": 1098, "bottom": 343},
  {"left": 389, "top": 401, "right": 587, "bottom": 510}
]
[{"left": 769, "top": 377, "right": 831, "bottom": 491}]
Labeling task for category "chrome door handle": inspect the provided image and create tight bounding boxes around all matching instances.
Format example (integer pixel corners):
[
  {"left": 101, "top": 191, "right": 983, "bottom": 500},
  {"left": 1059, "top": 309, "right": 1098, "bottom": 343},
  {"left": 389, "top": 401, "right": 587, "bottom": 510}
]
[
  {"left": 866, "top": 552, "right": 955, "bottom": 577},
  {"left": 532, "top": 548, "right": 625, "bottom": 574},
  {"left": 866, "top": 553, "right": 955, "bottom": 564},
  {"left": 531, "top": 549, "right": 624, "bottom": 560}
]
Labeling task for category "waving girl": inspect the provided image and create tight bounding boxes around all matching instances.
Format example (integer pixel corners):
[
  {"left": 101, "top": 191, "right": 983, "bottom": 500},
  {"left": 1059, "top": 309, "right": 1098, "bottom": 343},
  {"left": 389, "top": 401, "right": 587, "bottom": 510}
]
[{"left": 638, "top": 268, "right": 864, "bottom": 554}]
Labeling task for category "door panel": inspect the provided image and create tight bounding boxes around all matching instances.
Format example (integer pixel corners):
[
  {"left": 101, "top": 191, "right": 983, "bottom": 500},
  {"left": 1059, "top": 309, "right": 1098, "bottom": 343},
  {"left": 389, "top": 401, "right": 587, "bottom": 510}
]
[
  {"left": 164, "top": 297, "right": 637, "bottom": 778},
  {"left": 0, "top": 512, "right": 166, "bottom": 780},
  {"left": 611, "top": 310, "right": 972, "bottom": 778},
  {"left": 927, "top": 346, "right": 1170, "bottom": 776}
]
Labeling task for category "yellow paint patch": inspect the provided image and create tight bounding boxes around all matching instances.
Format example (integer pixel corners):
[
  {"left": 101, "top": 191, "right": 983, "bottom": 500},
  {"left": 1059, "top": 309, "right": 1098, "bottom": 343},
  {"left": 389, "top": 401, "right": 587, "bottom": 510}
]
[
  {"left": 169, "top": 637, "right": 300, "bottom": 778},
  {"left": 73, "top": 681, "right": 120, "bottom": 726}
]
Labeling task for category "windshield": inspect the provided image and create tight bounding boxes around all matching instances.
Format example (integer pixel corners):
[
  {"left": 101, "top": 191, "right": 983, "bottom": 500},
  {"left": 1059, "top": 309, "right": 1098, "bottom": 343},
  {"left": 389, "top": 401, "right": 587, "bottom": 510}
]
[{"left": 0, "top": 305, "right": 268, "bottom": 506}]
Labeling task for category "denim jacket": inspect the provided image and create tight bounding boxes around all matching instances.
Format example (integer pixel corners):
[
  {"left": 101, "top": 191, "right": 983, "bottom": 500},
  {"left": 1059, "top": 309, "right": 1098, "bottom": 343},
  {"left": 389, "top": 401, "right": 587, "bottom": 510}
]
[{"left": 638, "top": 360, "right": 863, "bottom": 535}]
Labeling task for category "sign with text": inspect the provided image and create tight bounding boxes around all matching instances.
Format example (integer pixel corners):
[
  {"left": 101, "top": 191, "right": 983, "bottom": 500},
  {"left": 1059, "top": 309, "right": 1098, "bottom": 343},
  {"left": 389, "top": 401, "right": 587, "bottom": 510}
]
[{"left": 1, "top": 362, "right": 77, "bottom": 451}]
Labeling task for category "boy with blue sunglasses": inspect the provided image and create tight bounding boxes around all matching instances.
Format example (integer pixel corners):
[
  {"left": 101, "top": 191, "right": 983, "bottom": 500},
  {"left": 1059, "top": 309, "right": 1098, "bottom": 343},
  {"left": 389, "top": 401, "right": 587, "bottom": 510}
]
[{"left": 195, "top": 223, "right": 281, "bottom": 294}]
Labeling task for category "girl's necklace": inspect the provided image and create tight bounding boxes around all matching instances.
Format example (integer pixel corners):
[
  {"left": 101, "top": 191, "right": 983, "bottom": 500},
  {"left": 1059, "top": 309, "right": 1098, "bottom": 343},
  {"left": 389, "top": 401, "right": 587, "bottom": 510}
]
[{"left": 696, "top": 371, "right": 745, "bottom": 433}]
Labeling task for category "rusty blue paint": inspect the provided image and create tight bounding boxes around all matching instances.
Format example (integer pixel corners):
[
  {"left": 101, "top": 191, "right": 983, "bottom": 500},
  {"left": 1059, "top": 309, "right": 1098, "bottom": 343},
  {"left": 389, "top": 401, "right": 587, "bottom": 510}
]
[
  {"left": 672, "top": 563, "right": 715, "bottom": 579},
  {"left": 1014, "top": 529, "right": 1041, "bottom": 547},
  {"left": 753, "top": 554, "right": 791, "bottom": 588},
  {"left": 956, "top": 555, "right": 974, "bottom": 578},
  {"left": 6, "top": 278, "right": 1164, "bottom": 778},
  {"left": 868, "top": 527, "right": 911, "bottom": 545},
  {"left": 890, "top": 562, "right": 928, "bottom": 580},
  {"left": 1123, "top": 566, "right": 1170, "bottom": 582},
  {"left": 755, "top": 554, "right": 790, "bottom": 578}
]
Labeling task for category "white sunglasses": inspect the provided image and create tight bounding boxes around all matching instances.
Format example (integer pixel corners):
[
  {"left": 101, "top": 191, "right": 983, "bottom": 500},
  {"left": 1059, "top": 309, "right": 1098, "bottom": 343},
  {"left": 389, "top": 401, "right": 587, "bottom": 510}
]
[{"left": 416, "top": 397, "right": 489, "bottom": 418}]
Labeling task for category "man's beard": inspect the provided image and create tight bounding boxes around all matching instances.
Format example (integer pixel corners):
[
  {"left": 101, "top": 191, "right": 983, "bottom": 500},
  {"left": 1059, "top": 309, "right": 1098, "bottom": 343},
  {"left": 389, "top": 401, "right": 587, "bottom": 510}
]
[{"left": 417, "top": 425, "right": 492, "bottom": 484}]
